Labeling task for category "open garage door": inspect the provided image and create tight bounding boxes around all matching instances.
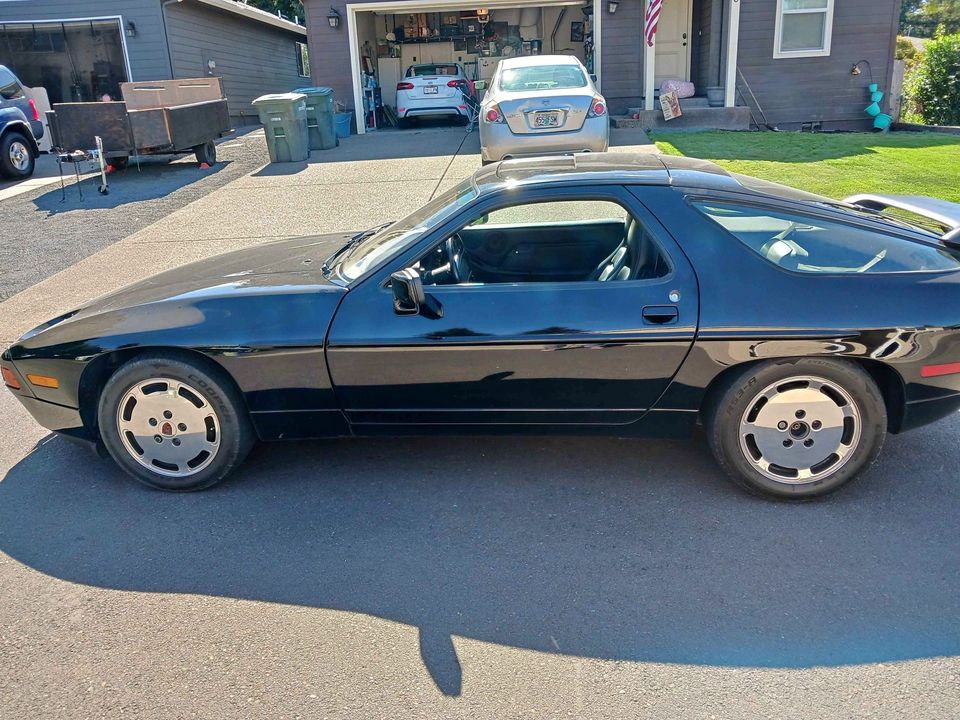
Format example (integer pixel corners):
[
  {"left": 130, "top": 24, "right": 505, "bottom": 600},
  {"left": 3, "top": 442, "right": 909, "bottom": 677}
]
[
  {"left": 348, "top": 0, "right": 601, "bottom": 134},
  {"left": 0, "top": 18, "right": 131, "bottom": 105}
]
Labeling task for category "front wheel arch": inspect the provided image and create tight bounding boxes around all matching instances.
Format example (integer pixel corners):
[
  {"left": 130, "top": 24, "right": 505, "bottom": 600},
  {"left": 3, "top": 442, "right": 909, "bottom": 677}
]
[{"left": 78, "top": 347, "right": 250, "bottom": 441}]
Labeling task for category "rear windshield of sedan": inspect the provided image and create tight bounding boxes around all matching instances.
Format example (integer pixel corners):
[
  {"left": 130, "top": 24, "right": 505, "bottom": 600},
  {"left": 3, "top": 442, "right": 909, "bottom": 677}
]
[
  {"left": 499, "top": 65, "right": 587, "bottom": 92},
  {"left": 407, "top": 64, "right": 459, "bottom": 77}
]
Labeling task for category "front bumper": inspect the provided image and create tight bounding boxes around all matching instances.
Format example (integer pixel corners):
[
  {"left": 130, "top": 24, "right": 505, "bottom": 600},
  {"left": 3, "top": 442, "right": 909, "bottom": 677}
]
[
  {"left": 480, "top": 115, "right": 609, "bottom": 161},
  {"left": 2, "top": 354, "right": 94, "bottom": 444}
]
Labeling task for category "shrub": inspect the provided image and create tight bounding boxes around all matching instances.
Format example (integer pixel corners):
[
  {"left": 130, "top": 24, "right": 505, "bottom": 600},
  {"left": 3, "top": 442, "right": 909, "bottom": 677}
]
[{"left": 904, "top": 32, "right": 960, "bottom": 125}]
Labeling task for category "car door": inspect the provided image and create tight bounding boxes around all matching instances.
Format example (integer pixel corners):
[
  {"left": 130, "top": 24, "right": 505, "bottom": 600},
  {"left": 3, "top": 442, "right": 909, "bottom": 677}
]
[{"left": 326, "top": 185, "right": 699, "bottom": 430}]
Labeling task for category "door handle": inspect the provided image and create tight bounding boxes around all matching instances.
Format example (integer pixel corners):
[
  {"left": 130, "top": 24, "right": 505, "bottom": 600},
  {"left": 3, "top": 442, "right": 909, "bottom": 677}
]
[{"left": 642, "top": 305, "right": 679, "bottom": 325}]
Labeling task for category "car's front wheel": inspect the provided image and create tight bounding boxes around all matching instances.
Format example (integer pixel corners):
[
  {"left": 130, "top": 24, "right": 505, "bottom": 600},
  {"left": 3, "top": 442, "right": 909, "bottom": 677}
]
[
  {"left": 706, "top": 358, "right": 886, "bottom": 499},
  {"left": 0, "top": 131, "right": 34, "bottom": 179},
  {"left": 97, "top": 353, "right": 254, "bottom": 491}
]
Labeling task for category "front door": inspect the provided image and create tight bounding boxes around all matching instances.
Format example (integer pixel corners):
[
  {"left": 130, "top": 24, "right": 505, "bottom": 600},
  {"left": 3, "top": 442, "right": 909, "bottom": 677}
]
[
  {"left": 654, "top": 0, "right": 691, "bottom": 86},
  {"left": 326, "top": 186, "right": 699, "bottom": 431}
]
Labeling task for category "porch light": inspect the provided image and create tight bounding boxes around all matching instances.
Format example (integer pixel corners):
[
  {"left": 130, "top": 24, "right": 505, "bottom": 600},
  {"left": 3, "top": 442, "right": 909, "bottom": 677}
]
[
  {"left": 607, "top": 0, "right": 619, "bottom": 13},
  {"left": 327, "top": 6, "right": 341, "bottom": 29}
]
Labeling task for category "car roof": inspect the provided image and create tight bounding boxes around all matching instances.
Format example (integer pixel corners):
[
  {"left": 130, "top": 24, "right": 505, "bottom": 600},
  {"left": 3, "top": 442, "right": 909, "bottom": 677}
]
[
  {"left": 497, "top": 54, "right": 584, "bottom": 69},
  {"left": 473, "top": 153, "right": 742, "bottom": 192}
]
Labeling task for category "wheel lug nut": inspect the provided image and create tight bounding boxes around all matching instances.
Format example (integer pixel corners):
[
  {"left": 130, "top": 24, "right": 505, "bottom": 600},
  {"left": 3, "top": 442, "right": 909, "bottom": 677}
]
[
  {"left": 178, "top": 423, "right": 187, "bottom": 432},
  {"left": 154, "top": 435, "right": 163, "bottom": 443},
  {"left": 148, "top": 418, "right": 158, "bottom": 427},
  {"left": 804, "top": 439, "right": 814, "bottom": 447},
  {"left": 172, "top": 438, "right": 181, "bottom": 447},
  {"left": 812, "top": 420, "right": 822, "bottom": 430},
  {"left": 163, "top": 410, "right": 173, "bottom": 419},
  {"left": 777, "top": 421, "right": 788, "bottom": 431},
  {"left": 795, "top": 410, "right": 806, "bottom": 419},
  {"left": 783, "top": 439, "right": 793, "bottom": 447}
]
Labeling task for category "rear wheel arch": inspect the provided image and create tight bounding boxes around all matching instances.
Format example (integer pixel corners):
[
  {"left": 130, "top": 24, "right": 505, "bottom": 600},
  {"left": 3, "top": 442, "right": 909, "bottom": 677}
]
[
  {"left": 78, "top": 347, "right": 250, "bottom": 440},
  {"left": 699, "top": 356, "right": 906, "bottom": 433},
  {"left": 1, "top": 122, "right": 38, "bottom": 155}
]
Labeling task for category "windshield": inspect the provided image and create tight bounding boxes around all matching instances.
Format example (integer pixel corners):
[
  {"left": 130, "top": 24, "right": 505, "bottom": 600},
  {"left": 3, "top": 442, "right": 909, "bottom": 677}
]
[
  {"left": 339, "top": 178, "right": 478, "bottom": 281},
  {"left": 500, "top": 64, "right": 587, "bottom": 92}
]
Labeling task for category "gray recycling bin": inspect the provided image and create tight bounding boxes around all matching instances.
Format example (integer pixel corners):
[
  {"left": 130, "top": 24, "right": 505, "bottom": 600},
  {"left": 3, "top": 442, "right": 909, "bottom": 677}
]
[
  {"left": 252, "top": 92, "right": 309, "bottom": 162},
  {"left": 294, "top": 86, "right": 338, "bottom": 150}
]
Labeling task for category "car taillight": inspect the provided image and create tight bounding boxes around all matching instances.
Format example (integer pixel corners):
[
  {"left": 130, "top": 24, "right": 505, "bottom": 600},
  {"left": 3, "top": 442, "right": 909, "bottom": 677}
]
[
  {"left": 27, "top": 98, "right": 39, "bottom": 121},
  {"left": 397, "top": 82, "right": 414, "bottom": 91},
  {"left": 2, "top": 367, "right": 20, "bottom": 390},
  {"left": 587, "top": 97, "right": 606, "bottom": 118},
  {"left": 447, "top": 80, "right": 460, "bottom": 87},
  {"left": 484, "top": 105, "right": 504, "bottom": 124}
]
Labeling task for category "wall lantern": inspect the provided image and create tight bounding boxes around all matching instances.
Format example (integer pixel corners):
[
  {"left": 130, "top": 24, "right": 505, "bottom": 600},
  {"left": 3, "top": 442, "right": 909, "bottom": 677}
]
[
  {"left": 607, "top": 0, "right": 619, "bottom": 13},
  {"left": 477, "top": 8, "right": 490, "bottom": 23},
  {"left": 125, "top": 20, "right": 137, "bottom": 37},
  {"left": 327, "top": 7, "right": 341, "bottom": 29}
]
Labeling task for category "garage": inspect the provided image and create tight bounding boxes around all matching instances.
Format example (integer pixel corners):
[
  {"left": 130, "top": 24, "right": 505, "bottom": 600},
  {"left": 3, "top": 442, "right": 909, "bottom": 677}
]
[
  {"left": 346, "top": 0, "right": 601, "bottom": 133},
  {"left": 0, "top": 17, "right": 131, "bottom": 104}
]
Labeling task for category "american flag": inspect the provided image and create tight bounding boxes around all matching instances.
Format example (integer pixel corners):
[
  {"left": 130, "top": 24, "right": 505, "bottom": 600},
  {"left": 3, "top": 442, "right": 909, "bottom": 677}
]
[{"left": 644, "top": 0, "right": 663, "bottom": 47}]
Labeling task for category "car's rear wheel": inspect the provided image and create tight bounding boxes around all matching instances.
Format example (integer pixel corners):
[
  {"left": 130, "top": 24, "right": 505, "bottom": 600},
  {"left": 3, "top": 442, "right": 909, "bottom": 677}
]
[
  {"left": 1, "top": 131, "right": 34, "bottom": 179},
  {"left": 706, "top": 358, "right": 886, "bottom": 499},
  {"left": 97, "top": 354, "right": 254, "bottom": 491}
]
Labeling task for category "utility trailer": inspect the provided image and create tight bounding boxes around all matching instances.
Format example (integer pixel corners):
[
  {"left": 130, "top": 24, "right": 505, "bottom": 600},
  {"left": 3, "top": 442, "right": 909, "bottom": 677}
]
[{"left": 46, "top": 77, "right": 232, "bottom": 170}]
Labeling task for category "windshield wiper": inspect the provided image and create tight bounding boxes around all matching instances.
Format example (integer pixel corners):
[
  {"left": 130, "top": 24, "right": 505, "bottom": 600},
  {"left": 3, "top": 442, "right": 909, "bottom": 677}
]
[{"left": 320, "top": 221, "right": 394, "bottom": 277}]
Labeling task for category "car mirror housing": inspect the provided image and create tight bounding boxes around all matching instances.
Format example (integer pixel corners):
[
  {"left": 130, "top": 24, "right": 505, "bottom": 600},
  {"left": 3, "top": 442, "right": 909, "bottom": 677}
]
[{"left": 391, "top": 268, "right": 443, "bottom": 319}]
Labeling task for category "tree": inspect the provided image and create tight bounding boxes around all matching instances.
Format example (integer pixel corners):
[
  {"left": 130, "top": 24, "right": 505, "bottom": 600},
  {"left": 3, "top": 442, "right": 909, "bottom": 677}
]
[
  {"left": 901, "top": 0, "right": 960, "bottom": 37},
  {"left": 246, "top": 0, "right": 304, "bottom": 24}
]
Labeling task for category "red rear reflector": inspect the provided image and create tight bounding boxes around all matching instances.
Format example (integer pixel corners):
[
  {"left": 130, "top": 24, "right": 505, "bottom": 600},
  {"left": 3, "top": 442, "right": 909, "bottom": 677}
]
[
  {"left": 2, "top": 367, "right": 20, "bottom": 390},
  {"left": 397, "top": 82, "right": 414, "bottom": 90},
  {"left": 28, "top": 98, "right": 39, "bottom": 121},
  {"left": 920, "top": 362, "right": 960, "bottom": 378},
  {"left": 26, "top": 374, "right": 59, "bottom": 389}
]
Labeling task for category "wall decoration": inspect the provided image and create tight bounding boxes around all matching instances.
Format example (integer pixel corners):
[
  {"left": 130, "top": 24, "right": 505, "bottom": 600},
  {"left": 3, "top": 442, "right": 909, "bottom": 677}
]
[{"left": 570, "top": 21, "right": 584, "bottom": 42}]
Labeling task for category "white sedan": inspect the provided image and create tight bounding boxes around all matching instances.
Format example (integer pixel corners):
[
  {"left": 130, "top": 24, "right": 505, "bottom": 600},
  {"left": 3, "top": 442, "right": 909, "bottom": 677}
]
[{"left": 395, "top": 63, "right": 472, "bottom": 127}]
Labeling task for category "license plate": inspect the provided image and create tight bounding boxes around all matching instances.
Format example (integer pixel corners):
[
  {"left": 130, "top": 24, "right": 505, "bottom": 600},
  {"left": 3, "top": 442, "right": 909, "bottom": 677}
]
[
  {"left": 534, "top": 111, "right": 561, "bottom": 127},
  {"left": 424, "top": 85, "right": 438, "bottom": 94}
]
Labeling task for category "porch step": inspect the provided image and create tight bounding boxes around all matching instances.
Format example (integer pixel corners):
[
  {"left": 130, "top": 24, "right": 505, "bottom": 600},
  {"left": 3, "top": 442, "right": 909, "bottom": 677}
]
[{"left": 613, "top": 106, "right": 752, "bottom": 131}]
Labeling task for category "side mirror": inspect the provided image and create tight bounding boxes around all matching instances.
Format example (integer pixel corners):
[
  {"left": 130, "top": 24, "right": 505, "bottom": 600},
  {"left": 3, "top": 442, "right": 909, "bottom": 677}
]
[{"left": 391, "top": 268, "right": 425, "bottom": 315}]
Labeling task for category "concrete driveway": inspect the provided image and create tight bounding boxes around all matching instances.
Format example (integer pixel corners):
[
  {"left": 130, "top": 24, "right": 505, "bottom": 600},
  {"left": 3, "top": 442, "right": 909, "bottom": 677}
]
[{"left": 1, "top": 125, "right": 958, "bottom": 719}]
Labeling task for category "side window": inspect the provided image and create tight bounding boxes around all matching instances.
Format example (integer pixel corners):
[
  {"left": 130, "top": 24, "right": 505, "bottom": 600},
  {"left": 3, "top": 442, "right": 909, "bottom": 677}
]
[
  {"left": 0, "top": 67, "right": 24, "bottom": 100},
  {"left": 411, "top": 198, "right": 671, "bottom": 286},
  {"left": 693, "top": 201, "right": 960, "bottom": 274}
]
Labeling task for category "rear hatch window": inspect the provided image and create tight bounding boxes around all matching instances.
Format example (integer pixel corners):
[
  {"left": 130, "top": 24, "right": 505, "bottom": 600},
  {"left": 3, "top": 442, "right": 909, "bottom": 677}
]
[{"left": 408, "top": 64, "right": 459, "bottom": 77}]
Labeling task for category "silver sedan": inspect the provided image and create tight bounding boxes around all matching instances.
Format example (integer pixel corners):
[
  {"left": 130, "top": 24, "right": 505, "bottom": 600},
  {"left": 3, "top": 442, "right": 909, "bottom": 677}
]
[{"left": 479, "top": 55, "right": 609, "bottom": 164}]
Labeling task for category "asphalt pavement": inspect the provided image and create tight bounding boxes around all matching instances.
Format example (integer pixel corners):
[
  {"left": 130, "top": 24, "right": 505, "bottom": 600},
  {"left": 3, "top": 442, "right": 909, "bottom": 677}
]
[{"left": 1, "top": 124, "right": 958, "bottom": 719}]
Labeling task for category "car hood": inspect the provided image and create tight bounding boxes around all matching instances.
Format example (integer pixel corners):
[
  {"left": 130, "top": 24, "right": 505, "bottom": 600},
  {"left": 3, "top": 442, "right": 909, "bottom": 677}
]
[{"left": 20, "top": 233, "right": 354, "bottom": 341}]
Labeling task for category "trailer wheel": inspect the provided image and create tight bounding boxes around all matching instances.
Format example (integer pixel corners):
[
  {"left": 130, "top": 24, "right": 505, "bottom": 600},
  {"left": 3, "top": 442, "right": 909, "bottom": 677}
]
[{"left": 194, "top": 141, "right": 216, "bottom": 166}]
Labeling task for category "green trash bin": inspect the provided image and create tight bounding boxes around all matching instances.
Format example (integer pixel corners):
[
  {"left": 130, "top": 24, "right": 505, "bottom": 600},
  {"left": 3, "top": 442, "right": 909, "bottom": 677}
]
[
  {"left": 294, "top": 86, "right": 338, "bottom": 150},
  {"left": 251, "top": 92, "right": 309, "bottom": 163}
]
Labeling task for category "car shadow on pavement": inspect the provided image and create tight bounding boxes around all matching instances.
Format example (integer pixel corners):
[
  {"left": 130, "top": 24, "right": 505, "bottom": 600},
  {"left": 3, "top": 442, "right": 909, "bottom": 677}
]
[
  {"left": 1, "top": 428, "right": 958, "bottom": 697},
  {"left": 30, "top": 157, "right": 228, "bottom": 215}
]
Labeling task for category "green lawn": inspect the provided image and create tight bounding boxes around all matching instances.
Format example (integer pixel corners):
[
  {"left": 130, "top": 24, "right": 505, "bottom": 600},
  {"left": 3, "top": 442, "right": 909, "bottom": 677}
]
[{"left": 650, "top": 131, "right": 960, "bottom": 202}]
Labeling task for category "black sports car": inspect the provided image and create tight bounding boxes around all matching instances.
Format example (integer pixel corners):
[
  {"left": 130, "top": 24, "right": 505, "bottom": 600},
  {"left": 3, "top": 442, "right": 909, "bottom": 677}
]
[{"left": 5, "top": 154, "right": 960, "bottom": 499}]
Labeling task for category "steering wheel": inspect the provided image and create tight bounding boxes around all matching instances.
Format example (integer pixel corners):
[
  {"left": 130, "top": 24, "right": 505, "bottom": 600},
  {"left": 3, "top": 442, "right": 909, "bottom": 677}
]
[{"left": 445, "top": 233, "right": 469, "bottom": 283}]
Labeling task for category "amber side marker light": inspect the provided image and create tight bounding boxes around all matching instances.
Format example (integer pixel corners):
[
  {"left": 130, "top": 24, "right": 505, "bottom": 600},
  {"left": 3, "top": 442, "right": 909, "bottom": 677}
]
[
  {"left": 920, "top": 362, "right": 960, "bottom": 378},
  {"left": 26, "top": 374, "right": 59, "bottom": 389},
  {"left": 1, "top": 367, "right": 20, "bottom": 390}
]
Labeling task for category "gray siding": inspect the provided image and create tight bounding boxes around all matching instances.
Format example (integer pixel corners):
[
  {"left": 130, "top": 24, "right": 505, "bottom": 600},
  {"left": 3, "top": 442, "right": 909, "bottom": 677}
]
[
  {"left": 736, "top": 0, "right": 900, "bottom": 129},
  {"left": 165, "top": 1, "right": 307, "bottom": 122},
  {"left": 0, "top": 0, "right": 171, "bottom": 82},
  {"left": 303, "top": 0, "right": 354, "bottom": 112},
  {"left": 599, "top": 0, "right": 644, "bottom": 115}
]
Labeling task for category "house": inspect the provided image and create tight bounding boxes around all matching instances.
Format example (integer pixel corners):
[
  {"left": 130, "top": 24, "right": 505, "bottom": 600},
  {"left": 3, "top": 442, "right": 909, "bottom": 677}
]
[
  {"left": 0, "top": 0, "right": 311, "bottom": 124},
  {"left": 301, "top": 0, "right": 900, "bottom": 133}
]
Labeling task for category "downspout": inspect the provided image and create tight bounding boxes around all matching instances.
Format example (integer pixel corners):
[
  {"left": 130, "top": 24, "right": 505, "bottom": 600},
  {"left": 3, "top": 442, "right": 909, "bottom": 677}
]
[{"left": 160, "top": 0, "right": 184, "bottom": 80}]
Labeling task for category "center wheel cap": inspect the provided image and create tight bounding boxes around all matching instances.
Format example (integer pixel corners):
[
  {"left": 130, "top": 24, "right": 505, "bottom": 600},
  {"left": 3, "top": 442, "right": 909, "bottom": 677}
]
[{"left": 160, "top": 421, "right": 175, "bottom": 437}]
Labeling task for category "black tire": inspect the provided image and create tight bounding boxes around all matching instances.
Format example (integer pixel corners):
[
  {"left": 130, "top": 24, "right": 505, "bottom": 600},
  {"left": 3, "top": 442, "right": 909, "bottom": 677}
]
[
  {"left": 194, "top": 140, "right": 216, "bottom": 166},
  {"left": 705, "top": 358, "right": 886, "bottom": 500},
  {"left": 397, "top": 117, "right": 411, "bottom": 129},
  {"left": 97, "top": 353, "right": 255, "bottom": 491},
  {"left": 0, "top": 130, "right": 35, "bottom": 179}
]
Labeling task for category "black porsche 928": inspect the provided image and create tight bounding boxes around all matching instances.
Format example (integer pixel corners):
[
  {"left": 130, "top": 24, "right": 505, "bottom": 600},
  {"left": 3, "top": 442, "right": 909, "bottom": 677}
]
[{"left": 5, "top": 154, "right": 960, "bottom": 499}]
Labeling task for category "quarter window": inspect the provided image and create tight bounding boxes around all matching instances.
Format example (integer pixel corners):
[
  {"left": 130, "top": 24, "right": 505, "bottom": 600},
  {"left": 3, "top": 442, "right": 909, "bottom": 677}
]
[
  {"left": 0, "top": 67, "right": 24, "bottom": 100},
  {"left": 774, "top": 0, "right": 834, "bottom": 58},
  {"left": 693, "top": 202, "right": 960, "bottom": 274}
]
